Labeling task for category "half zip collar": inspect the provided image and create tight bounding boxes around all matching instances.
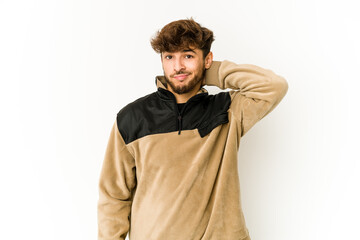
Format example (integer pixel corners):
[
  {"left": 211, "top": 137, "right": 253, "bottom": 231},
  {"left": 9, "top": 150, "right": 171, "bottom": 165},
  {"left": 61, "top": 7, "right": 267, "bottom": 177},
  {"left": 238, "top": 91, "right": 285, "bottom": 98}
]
[
  {"left": 155, "top": 75, "right": 208, "bottom": 135},
  {"left": 157, "top": 87, "right": 208, "bottom": 135}
]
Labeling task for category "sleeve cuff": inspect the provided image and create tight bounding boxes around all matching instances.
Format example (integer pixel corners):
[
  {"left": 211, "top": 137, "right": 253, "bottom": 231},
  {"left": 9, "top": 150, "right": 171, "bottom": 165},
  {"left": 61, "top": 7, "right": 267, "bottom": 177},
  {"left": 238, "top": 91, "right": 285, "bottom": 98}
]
[{"left": 204, "top": 61, "right": 222, "bottom": 88}]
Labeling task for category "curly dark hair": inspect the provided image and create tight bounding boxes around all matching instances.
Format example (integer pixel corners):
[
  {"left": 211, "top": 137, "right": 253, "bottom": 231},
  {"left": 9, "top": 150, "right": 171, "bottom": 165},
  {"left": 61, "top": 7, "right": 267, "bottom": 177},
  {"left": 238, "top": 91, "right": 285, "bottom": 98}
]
[{"left": 150, "top": 18, "right": 215, "bottom": 58}]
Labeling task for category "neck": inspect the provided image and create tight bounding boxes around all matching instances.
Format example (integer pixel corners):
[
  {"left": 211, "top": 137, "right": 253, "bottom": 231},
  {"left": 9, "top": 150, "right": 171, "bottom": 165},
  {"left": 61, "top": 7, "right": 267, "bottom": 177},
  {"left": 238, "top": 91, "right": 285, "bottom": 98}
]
[{"left": 167, "top": 82, "right": 202, "bottom": 104}]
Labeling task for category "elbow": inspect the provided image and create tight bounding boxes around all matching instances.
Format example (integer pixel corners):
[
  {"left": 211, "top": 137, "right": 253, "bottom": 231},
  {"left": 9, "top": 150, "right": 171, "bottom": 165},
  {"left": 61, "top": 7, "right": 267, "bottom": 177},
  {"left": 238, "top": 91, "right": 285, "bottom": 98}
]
[{"left": 273, "top": 75, "right": 288, "bottom": 100}]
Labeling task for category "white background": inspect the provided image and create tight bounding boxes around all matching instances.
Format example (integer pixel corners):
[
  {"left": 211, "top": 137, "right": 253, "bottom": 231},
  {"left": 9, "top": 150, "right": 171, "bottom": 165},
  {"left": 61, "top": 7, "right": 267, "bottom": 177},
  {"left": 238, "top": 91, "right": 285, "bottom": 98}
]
[{"left": 0, "top": 0, "right": 359, "bottom": 239}]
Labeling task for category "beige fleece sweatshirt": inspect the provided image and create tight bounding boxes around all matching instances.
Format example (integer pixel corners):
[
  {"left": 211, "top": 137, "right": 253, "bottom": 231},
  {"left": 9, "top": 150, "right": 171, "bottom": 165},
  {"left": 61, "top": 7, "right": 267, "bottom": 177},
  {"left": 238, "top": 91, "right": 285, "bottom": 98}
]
[{"left": 98, "top": 60, "right": 288, "bottom": 240}]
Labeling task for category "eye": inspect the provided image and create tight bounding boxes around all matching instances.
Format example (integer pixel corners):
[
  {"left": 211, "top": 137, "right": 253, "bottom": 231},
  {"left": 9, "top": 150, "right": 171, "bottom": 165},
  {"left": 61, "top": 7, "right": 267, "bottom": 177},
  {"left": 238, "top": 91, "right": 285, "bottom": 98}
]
[
  {"left": 185, "top": 55, "right": 194, "bottom": 59},
  {"left": 164, "top": 55, "right": 172, "bottom": 60}
]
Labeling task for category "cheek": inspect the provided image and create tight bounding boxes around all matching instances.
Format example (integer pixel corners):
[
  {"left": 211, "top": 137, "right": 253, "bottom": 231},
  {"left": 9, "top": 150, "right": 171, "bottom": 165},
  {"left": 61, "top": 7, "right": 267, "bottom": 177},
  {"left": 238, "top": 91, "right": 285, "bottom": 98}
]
[
  {"left": 162, "top": 63, "right": 172, "bottom": 73},
  {"left": 194, "top": 63, "right": 203, "bottom": 74},
  {"left": 164, "top": 68, "right": 172, "bottom": 77}
]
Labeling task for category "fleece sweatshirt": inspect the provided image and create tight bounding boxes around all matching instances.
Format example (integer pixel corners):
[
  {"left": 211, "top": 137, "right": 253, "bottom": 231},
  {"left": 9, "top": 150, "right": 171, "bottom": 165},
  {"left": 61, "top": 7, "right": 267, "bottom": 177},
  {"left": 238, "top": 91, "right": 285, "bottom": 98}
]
[{"left": 98, "top": 60, "right": 288, "bottom": 240}]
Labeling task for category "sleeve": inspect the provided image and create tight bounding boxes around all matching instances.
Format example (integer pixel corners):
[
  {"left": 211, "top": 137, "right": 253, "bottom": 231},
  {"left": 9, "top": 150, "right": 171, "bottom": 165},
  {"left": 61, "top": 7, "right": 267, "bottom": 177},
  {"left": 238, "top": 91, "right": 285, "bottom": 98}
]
[
  {"left": 98, "top": 120, "right": 137, "bottom": 240},
  {"left": 204, "top": 60, "right": 288, "bottom": 137}
]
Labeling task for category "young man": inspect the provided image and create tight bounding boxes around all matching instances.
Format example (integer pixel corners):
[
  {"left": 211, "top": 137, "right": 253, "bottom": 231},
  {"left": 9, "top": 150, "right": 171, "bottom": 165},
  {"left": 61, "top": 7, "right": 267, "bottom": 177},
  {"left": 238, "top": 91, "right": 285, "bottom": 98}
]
[{"left": 98, "top": 18, "right": 288, "bottom": 240}]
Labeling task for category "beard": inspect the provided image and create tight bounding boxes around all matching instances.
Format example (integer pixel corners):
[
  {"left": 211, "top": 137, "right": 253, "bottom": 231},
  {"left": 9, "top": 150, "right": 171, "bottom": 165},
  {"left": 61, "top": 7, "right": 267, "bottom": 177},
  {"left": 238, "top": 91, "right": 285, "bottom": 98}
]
[{"left": 164, "top": 64, "right": 206, "bottom": 95}]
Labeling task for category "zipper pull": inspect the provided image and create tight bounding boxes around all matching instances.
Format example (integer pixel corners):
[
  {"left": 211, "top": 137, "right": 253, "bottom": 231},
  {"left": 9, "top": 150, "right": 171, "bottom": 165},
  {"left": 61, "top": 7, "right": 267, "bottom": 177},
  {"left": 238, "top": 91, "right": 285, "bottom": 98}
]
[{"left": 178, "top": 115, "right": 182, "bottom": 135}]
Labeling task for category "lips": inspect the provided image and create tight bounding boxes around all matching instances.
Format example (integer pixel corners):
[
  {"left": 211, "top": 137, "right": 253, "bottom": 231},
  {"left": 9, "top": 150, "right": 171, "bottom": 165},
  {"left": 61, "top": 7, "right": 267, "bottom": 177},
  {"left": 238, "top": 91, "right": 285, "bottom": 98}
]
[{"left": 173, "top": 74, "right": 189, "bottom": 81}]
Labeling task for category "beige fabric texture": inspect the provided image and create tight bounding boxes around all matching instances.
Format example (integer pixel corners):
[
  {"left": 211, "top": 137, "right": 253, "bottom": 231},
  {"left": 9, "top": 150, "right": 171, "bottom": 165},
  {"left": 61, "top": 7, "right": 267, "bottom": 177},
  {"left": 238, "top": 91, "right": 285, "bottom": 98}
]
[{"left": 98, "top": 60, "right": 288, "bottom": 240}]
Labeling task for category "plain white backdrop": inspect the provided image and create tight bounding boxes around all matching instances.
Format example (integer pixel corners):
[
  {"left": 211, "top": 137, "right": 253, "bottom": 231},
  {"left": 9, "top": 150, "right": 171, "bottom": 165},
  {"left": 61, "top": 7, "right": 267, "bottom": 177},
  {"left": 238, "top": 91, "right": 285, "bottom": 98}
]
[{"left": 0, "top": 0, "right": 359, "bottom": 239}]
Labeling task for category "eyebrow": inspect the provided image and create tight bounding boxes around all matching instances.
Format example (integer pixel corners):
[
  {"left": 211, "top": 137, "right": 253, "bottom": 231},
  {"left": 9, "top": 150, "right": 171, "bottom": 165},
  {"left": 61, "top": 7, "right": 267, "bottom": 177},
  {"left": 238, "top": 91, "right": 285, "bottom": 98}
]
[{"left": 182, "top": 49, "right": 197, "bottom": 54}]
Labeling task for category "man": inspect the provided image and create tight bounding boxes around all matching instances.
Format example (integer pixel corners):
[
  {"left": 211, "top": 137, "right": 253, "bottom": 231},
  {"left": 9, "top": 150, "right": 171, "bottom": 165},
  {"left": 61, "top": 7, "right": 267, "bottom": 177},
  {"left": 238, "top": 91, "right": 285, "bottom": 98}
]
[{"left": 98, "top": 18, "right": 288, "bottom": 240}]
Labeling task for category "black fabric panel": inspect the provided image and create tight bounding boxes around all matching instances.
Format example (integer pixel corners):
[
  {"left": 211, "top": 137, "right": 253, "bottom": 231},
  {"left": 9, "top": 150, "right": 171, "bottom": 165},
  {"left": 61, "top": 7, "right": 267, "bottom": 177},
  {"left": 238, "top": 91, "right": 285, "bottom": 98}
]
[
  {"left": 117, "top": 89, "right": 231, "bottom": 144},
  {"left": 177, "top": 103, "right": 186, "bottom": 112},
  {"left": 198, "top": 113, "right": 229, "bottom": 137}
]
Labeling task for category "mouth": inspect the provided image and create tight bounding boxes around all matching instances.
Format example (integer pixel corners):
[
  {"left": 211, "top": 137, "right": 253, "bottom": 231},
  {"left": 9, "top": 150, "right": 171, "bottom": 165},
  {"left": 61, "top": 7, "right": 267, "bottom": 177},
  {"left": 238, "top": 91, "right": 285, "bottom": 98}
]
[{"left": 173, "top": 74, "right": 189, "bottom": 81}]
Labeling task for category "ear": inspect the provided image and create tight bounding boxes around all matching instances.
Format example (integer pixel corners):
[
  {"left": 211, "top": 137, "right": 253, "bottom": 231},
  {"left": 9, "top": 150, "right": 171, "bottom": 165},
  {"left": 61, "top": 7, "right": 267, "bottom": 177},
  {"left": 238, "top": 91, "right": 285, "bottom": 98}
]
[
  {"left": 160, "top": 53, "right": 165, "bottom": 71},
  {"left": 204, "top": 51, "right": 213, "bottom": 69}
]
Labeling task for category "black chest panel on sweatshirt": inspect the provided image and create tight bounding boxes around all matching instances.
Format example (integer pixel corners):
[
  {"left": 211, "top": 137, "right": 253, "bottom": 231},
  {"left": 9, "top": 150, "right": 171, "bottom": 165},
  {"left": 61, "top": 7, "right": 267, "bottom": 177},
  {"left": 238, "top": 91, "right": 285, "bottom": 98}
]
[{"left": 117, "top": 88, "right": 231, "bottom": 144}]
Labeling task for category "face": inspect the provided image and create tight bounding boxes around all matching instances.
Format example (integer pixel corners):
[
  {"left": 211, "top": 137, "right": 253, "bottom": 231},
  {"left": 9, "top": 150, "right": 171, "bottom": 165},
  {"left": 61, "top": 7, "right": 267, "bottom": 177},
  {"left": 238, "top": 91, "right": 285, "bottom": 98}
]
[{"left": 161, "top": 48, "right": 212, "bottom": 95}]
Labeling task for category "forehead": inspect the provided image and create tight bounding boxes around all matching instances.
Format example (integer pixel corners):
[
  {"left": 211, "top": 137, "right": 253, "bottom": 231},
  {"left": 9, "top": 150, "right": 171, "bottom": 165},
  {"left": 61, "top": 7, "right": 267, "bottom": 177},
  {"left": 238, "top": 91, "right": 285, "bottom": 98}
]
[{"left": 162, "top": 48, "right": 202, "bottom": 55}]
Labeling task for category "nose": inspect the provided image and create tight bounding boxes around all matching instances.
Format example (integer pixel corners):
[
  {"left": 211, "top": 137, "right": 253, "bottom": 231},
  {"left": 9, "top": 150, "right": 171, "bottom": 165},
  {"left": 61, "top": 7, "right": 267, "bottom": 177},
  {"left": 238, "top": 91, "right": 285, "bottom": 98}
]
[{"left": 174, "top": 58, "right": 185, "bottom": 72}]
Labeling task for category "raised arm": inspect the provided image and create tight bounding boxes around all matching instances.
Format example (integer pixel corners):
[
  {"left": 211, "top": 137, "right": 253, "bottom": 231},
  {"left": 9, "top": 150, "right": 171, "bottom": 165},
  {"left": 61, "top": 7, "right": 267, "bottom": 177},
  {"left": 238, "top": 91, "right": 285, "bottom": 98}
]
[
  {"left": 205, "top": 60, "right": 288, "bottom": 137},
  {"left": 98, "top": 121, "right": 137, "bottom": 240}
]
